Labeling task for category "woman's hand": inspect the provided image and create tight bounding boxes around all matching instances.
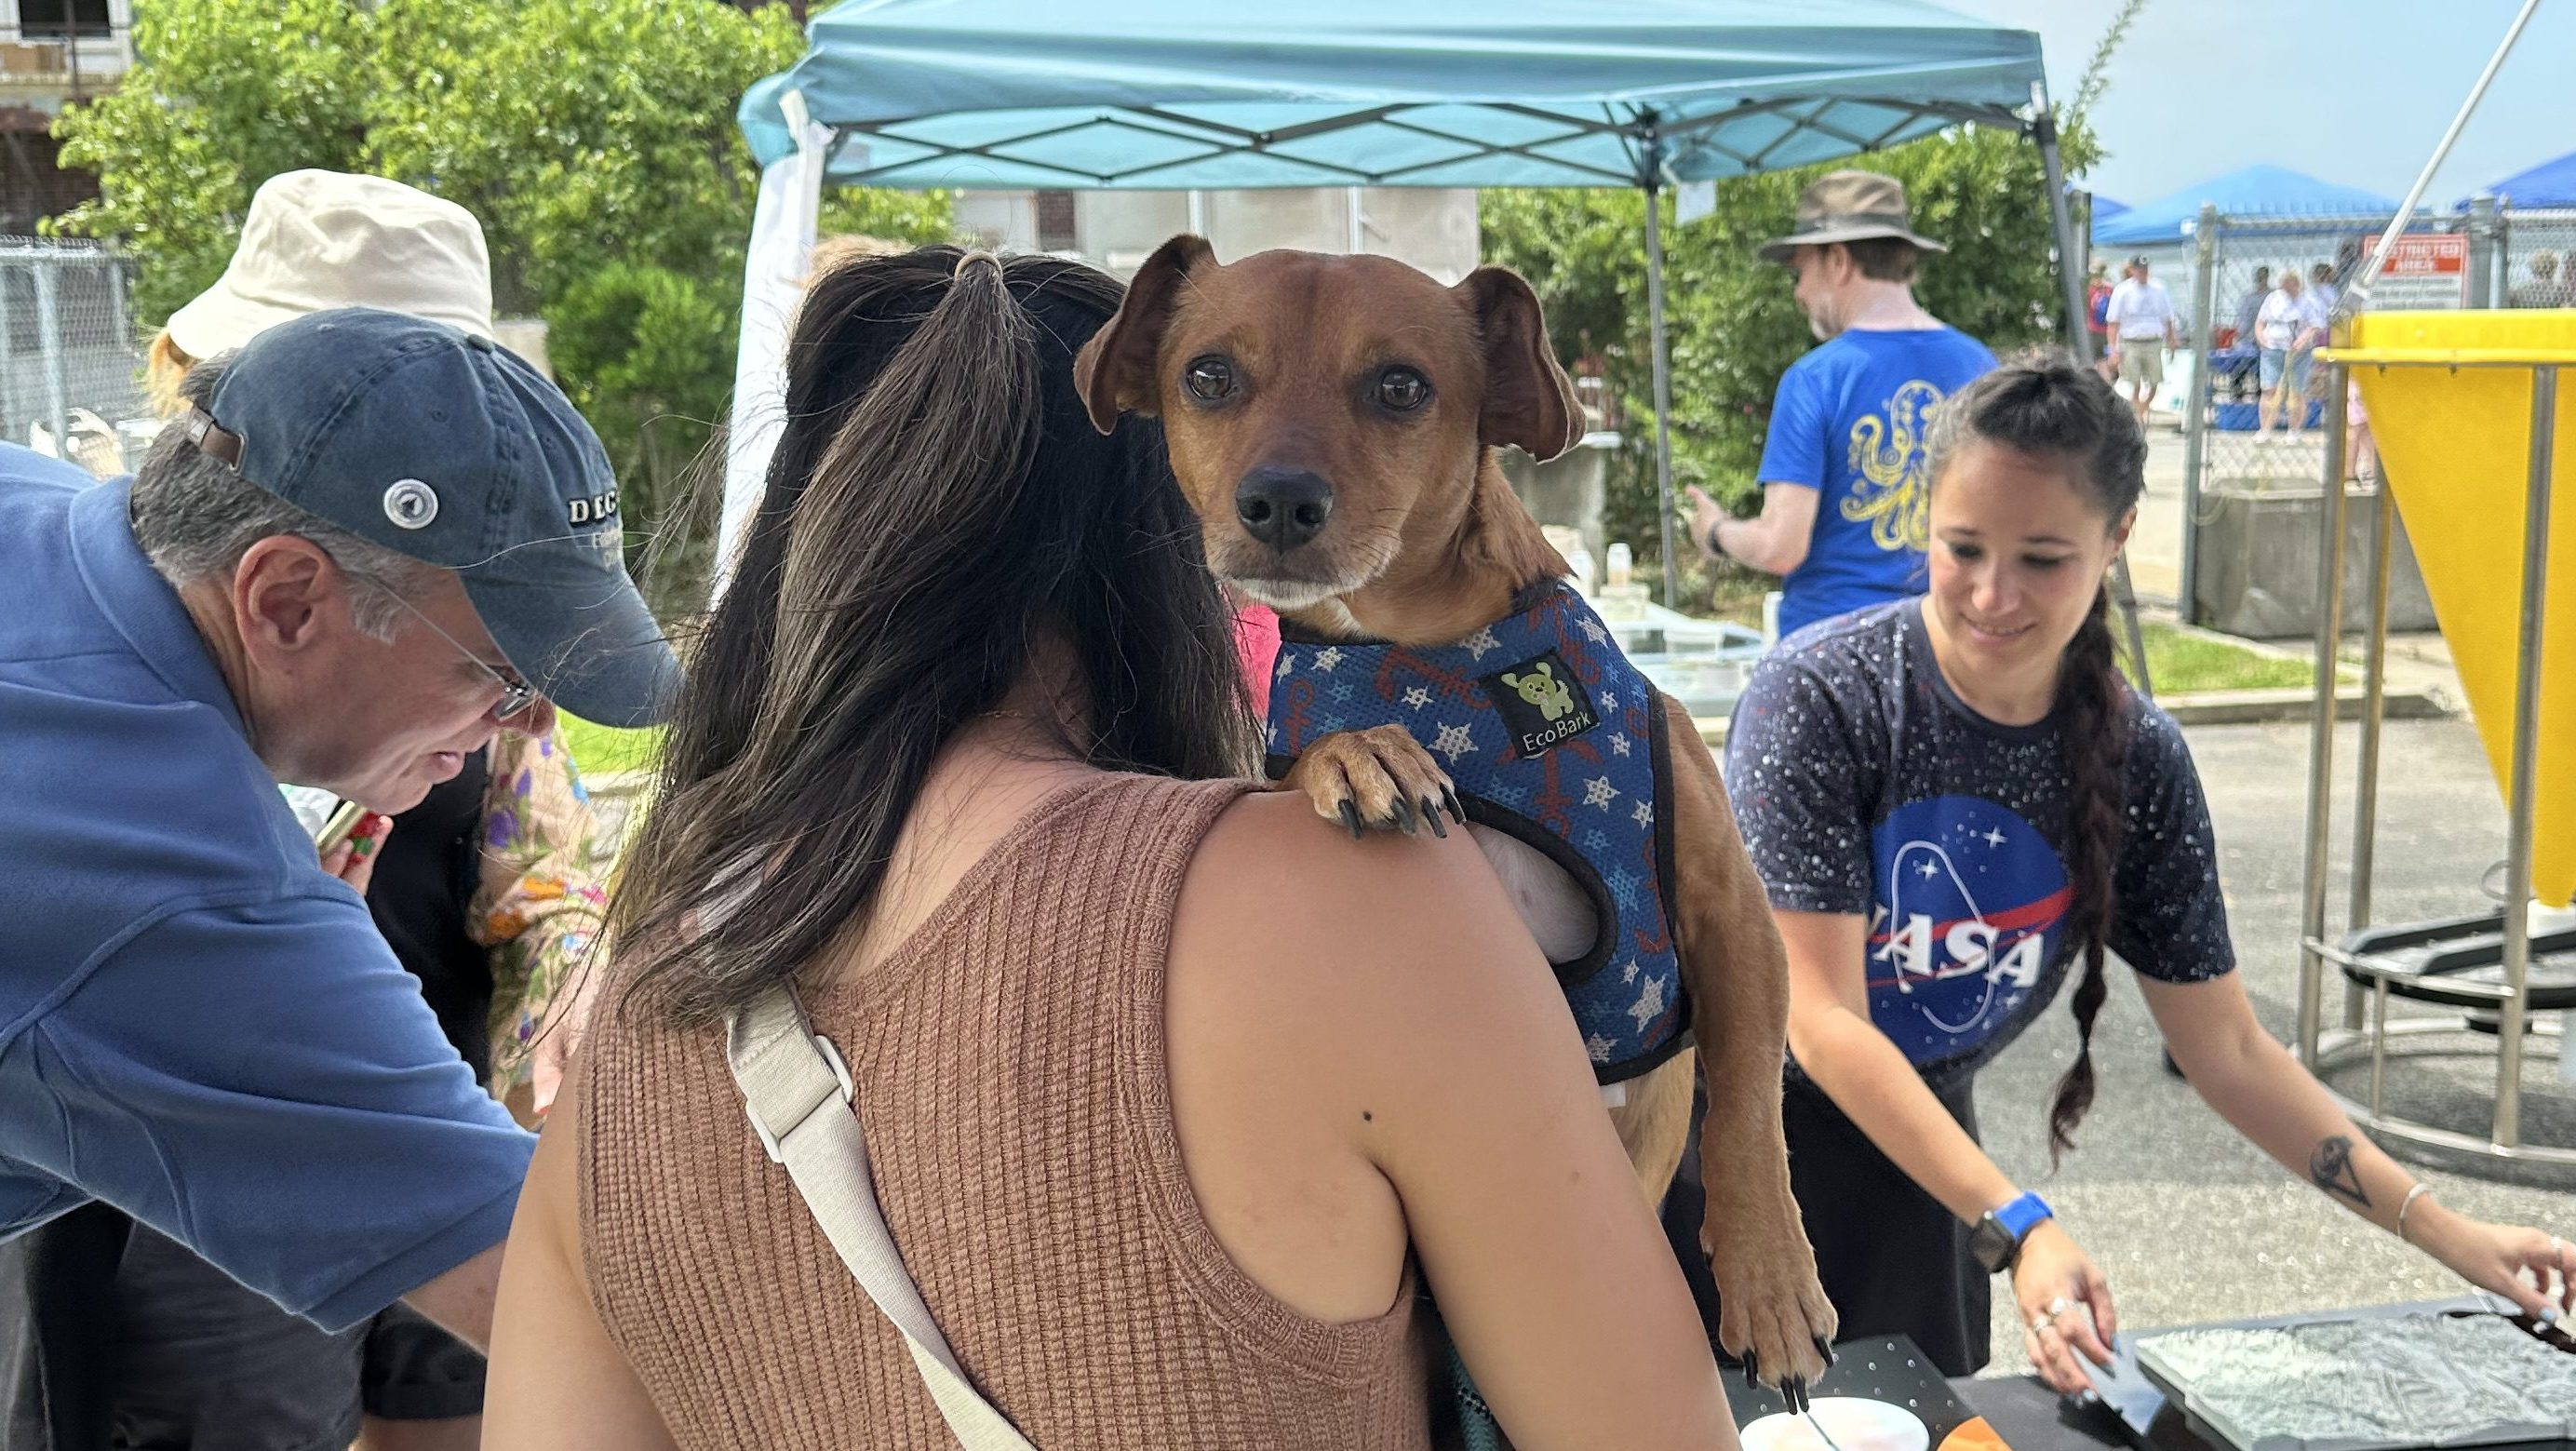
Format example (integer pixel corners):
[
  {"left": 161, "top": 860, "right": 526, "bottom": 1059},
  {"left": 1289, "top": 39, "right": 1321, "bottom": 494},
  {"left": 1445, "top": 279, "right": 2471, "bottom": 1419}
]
[
  {"left": 2414, "top": 1202, "right": 2576, "bottom": 1322},
  {"left": 2011, "top": 1220, "right": 2118, "bottom": 1395},
  {"left": 319, "top": 813, "right": 390, "bottom": 895}
]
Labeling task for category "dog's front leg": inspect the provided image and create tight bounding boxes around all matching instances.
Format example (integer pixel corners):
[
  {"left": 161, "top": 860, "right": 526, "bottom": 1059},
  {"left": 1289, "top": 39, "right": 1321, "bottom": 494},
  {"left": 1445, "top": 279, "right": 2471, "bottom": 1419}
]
[
  {"left": 1658, "top": 694, "right": 1837, "bottom": 1395},
  {"left": 1278, "top": 724, "right": 1464, "bottom": 839}
]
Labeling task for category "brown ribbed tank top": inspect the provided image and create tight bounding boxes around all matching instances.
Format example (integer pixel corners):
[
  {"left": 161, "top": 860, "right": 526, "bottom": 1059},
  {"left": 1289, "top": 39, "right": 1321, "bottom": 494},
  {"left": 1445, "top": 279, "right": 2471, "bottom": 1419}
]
[{"left": 578, "top": 773, "right": 1435, "bottom": 1449}]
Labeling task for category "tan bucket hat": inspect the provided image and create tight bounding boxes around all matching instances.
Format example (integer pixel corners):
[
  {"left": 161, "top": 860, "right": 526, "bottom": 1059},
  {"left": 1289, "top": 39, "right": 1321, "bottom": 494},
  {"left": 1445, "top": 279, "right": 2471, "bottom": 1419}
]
[
  {"left": 165, "top": 170, "right": 495, "bottom": 358},
  {"left": 1757, "top": 170, "right": 1948, "bottom": 264}
]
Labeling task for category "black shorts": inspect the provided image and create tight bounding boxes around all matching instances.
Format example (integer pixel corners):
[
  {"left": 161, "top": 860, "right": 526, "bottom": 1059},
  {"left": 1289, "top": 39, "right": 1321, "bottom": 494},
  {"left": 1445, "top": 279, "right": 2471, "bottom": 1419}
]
[
  {"left": 1659, "top": 1070, "right": 1992, "bottom": 1379},
  {"left": 1, "top": 1205, "right": 485, "bottom": 1451}
]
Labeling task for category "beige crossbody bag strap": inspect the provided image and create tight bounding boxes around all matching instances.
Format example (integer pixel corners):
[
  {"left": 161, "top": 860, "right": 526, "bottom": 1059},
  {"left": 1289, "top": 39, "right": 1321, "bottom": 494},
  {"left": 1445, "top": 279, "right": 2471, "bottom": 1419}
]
[{"left": 727, "top": 987, "right": 1039, "bottom": 1451}]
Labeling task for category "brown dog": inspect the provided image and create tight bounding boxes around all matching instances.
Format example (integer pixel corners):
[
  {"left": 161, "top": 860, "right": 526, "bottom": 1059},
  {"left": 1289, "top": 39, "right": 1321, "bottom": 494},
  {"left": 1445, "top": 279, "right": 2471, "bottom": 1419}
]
[{"left": 1073, "top": 235, "right": 1837, "bottom": 1396}]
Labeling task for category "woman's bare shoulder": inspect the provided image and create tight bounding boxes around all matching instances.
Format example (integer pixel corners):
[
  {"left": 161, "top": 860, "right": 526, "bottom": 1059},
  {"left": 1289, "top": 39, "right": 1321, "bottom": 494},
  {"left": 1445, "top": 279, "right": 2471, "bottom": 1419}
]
[{"left": 1171, "top": 789, "right": 1578, "bottom": 1094}]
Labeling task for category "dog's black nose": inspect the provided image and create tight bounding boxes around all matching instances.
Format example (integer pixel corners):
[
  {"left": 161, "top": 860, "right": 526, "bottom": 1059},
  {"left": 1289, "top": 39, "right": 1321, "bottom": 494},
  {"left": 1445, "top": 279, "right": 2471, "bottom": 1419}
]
[{"left": 1235, "top": 467, "right": 1334, "bottom": 552}]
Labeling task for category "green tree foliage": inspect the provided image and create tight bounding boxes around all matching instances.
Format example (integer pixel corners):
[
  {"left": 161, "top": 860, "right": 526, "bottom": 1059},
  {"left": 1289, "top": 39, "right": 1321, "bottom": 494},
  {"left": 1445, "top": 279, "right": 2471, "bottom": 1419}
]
[
  {"left": 52, "top": 0, "right": 953, "bottom": 608},
  {"left": 1480, "top": 120, "right": 2100, "bottom": 591}
]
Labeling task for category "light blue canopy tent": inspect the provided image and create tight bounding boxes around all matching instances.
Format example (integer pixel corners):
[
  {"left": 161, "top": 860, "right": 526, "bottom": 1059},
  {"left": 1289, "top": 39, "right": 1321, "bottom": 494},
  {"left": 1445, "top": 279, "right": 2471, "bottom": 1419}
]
[
  {"left": 725, "top": 0, "right": 2065, "bottom": 611},
  {"left": 2467, "top": 147, "right": 2576, "bottom": 208},
  {"left": 2094, "top": 164, "right": 2400, "bottom": 247}
]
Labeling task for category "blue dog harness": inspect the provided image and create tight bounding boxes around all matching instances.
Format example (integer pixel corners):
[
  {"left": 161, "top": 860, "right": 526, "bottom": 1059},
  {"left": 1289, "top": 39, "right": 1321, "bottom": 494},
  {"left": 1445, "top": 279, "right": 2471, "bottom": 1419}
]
[{"left": 1265, "top": 583, "right": 1688, "bottom": 1082}]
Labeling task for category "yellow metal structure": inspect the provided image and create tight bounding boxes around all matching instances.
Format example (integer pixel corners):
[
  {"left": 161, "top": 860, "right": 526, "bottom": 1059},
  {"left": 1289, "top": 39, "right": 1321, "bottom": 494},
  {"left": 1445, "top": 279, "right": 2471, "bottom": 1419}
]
[{"left": 2330, "top": 310, "right": 2574, "bottom": 907}]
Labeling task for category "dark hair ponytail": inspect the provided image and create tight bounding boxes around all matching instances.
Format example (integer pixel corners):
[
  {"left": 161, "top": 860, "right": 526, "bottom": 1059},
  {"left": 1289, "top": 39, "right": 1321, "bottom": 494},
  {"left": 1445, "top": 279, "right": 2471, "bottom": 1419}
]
[
  {"left": 614, "top": 246, "right": 1254, "bottom": 1027},
  {"left": 1925, "top": 352, "right": 2145, "bottom": 1160}
]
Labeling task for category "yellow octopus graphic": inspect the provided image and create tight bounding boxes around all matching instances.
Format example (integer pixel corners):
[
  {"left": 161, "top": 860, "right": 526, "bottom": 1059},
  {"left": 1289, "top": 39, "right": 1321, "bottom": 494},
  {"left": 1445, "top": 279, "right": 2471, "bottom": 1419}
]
[{"left": 1840, "top": 378, "right": 1949, "bottom": 554}]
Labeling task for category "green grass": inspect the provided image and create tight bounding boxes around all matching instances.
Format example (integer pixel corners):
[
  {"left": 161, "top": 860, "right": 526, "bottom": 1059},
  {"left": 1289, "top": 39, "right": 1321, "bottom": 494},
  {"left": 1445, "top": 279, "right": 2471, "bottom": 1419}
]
[
  {"left": 557, "top": 714, "right": 665, "bottom": 777},
  {"left": 2139, "top": 621, "right": 2316, "bottom": 693}
]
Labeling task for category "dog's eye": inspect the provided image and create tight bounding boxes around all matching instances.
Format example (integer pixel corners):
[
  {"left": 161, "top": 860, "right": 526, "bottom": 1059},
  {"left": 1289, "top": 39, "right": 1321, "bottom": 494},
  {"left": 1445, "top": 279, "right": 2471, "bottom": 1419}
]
[
  {"left": 1375, "top": 367, "right": 1430, "bottom": 412},
  {"left": 1183, "top": 356, "right": 1237, "bottom": 402}
]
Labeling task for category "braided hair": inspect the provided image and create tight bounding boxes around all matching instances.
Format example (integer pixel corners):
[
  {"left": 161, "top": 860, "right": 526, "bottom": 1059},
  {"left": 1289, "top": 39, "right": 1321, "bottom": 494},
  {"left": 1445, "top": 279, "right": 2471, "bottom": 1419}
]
[{"left": 1924, "top": 353, "right": 2147, "bottom": 1162}]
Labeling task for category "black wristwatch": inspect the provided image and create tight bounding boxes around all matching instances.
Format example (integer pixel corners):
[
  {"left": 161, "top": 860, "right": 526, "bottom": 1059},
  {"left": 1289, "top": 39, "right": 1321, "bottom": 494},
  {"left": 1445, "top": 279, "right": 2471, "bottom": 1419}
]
[
  {"left": 1705, "top": 520, "right": 1728, "bottom": 561},
  {"left": 1968, "top": 1191, "right": 2054, "bottom": 1274}
]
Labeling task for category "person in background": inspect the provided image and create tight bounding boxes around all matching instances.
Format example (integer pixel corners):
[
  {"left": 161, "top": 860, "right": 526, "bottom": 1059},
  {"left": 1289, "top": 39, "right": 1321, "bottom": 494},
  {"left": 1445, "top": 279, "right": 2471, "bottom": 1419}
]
[
  {"left": 2511, "top": 250, "right": 2570, "bottom": 310},
  {"left": 2085, "top": 259, "right": 2115, "bottom": 378},
  {"left": 2308, "top": 261, "right": 2341, "bottom": 317},
  {"left": 2102, "top": 255, "right": 2179, "bottom": 425},
  {"left": 2228, "top": 264, "right": 2274, "bottom": 402},
  {"left": 0, "top": 170, "right": 621, "bottom": 1451},
  {"left": 2233, "top": 264, "right": 2273, "bottom": 345},
  {"left": 1687, "top": 170, "right": 1997, "bottom": 641},
  {"left": 2255, "top": 269, "right": 2329, "bottom": 436},
  {"left": 1692, "top": 352, "right": 2572, "bottom": 1388}
]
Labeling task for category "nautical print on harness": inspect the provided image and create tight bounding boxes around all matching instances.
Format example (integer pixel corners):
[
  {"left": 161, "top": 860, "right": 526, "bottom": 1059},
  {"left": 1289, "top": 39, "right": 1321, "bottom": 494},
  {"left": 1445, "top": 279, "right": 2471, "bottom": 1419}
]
[{"left": 1264, "top": 582, "right": 1687, "bottom": 1083}]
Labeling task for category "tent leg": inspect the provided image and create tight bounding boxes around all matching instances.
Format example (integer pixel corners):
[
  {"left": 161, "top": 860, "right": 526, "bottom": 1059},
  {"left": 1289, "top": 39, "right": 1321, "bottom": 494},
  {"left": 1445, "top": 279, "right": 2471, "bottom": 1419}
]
[
  {"left": 2033, "top": 103, "right": 2153, "bottom": 697},
  {"left": 1643, "top": 181, "right": 1680, "bottom": 608}
]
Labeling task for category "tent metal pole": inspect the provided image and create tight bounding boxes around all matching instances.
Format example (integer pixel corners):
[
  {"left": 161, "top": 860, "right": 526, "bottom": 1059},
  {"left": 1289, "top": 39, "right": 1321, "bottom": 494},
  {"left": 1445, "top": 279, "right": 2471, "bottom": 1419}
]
[
  {"left": 2033, "top": 96, "right": 2153, "bottom": 697},
  {"left": 1643, "top": 170, "right": 1680, "bottom": 608}
]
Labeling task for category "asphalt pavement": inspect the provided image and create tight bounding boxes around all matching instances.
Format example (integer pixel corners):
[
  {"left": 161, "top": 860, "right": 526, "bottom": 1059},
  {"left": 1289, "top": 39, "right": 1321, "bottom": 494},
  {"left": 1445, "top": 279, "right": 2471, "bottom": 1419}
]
[{"left": 1973, "top": 714, "right": 2575, "bottom": 1377}]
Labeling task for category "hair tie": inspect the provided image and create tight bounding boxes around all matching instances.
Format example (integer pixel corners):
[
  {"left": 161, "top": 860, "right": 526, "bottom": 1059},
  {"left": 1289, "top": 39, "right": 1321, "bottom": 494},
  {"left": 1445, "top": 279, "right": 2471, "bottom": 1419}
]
[{"left": 954, "top": 248, "right": 1000, "bottom": 279}]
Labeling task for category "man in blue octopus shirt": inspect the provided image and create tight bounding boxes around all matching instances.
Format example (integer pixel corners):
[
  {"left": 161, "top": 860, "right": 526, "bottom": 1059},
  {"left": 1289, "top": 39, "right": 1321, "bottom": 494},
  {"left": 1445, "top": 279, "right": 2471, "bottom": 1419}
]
[{"left": 1687, "top": 170, "right": 1997, "bottom": 640}]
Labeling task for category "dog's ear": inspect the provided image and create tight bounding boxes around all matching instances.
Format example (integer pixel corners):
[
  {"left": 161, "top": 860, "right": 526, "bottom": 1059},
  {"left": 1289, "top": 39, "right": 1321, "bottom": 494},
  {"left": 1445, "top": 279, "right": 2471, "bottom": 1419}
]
[
  {"left": 1073, "top": 233, "right": 1214, "bottom": 435},
  {"left": 1453, "top": 265, "right": 1584, "bottom": 463}
]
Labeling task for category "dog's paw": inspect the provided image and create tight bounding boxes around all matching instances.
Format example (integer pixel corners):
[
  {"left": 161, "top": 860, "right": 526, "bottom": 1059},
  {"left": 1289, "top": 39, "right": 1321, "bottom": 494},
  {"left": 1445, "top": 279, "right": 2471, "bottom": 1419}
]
[
  {"left": 1702, "top": 1200, "right": 1838, "bottom": 1396},
  {"left": 1278, "top": 725, "right": 1464, "bottom": 840}
]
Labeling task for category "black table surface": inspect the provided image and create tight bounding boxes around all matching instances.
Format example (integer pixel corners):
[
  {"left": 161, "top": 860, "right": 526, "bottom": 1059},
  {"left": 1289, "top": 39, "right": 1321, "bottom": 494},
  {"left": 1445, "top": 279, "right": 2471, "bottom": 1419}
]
[{"left": 1727, "top": 1305, "right": 2576, "bottom": 1450}]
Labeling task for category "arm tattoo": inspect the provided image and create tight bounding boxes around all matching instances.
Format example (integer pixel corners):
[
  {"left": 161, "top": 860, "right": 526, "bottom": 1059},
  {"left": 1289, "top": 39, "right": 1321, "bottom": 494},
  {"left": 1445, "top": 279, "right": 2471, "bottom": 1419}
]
[{"left": 2310, "top": 1135, "right": 2370, "bottom": 1208}]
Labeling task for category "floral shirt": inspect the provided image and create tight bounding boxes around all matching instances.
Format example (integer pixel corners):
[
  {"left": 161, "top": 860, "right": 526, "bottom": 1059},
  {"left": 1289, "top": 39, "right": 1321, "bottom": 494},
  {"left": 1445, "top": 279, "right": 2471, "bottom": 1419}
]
[{"left": 473, "top": 729, "right": 610, "bottom": 1105}]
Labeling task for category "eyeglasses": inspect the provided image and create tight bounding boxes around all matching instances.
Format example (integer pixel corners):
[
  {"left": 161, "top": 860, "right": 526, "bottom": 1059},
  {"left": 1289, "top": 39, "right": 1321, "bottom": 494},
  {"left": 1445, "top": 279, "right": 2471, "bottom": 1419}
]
[{"left": 368, "top": 585, "right": 542, "bottom": 721}]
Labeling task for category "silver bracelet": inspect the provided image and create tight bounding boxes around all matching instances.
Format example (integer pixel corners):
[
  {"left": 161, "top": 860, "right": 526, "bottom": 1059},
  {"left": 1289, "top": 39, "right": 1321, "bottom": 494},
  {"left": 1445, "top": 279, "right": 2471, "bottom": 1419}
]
[{"left": 2397, "top": 1182, "right": 2435, "bottom": 1244}]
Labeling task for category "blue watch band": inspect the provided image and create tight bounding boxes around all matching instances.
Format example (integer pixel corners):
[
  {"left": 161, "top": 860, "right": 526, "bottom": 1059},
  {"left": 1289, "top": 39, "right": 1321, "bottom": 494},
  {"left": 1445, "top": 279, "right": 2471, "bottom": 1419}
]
[{"left": 1993, "top": 1191, "right": 2053, "bottom": 1243}]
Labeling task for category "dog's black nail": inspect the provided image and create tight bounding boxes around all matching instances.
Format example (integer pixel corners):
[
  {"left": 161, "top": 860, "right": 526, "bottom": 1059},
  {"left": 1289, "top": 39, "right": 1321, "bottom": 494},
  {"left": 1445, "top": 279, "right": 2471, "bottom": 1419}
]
[
  {"left": 1742, "top": 1349, "right": 1759, "bottom": 1385},
  {"left": 1339, "top": 801, "right": 1364, "bottom": 840},
  {"left": 1422, "top": 797, "right": 1448, "bottom": 838},
  {"left": 1816, "top": 1334, "right": 1837, "bottom": 1367},
  {"left": 1443, "top": 786, "right": 1467, "bottom": 825},
  {"left": 1785, "top": 1377, "right": 1807, "bottom": 1412},
  {"left": 1392, "top": 797, "right": 1417, "bottom": 835}
]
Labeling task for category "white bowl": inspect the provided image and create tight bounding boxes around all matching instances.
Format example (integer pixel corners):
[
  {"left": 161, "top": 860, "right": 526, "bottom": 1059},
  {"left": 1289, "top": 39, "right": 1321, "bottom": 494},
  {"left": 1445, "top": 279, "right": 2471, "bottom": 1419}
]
[{"left": 1739, "top": 1397, "right": 1931, "bottom": 1451}]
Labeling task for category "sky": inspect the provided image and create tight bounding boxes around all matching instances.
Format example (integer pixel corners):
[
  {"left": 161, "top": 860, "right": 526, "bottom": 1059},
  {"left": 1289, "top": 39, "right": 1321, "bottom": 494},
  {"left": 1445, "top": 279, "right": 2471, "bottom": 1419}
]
[{"left": 1942, "top": 0, "right": 2576, "bottom": 210}]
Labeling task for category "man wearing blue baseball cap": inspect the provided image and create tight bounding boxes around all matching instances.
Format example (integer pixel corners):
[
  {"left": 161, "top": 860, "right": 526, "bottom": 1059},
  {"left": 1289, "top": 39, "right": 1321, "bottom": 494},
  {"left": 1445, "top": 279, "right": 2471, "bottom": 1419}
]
[{"left": 0, "top": 308, "right": 677, "bottom": 1357}]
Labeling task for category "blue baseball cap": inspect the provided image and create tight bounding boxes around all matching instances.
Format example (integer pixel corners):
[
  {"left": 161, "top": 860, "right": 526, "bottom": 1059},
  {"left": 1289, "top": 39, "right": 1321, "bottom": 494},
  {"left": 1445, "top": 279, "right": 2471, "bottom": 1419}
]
[{"left": 183, "top": 307, "right": 679, "bottom": 727}]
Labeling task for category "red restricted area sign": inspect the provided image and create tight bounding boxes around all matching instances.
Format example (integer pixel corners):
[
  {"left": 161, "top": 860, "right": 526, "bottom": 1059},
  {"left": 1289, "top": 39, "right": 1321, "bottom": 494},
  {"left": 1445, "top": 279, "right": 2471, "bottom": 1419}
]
[{"left": 2370, "top": 234, "right": 2470, "bottom": 309}]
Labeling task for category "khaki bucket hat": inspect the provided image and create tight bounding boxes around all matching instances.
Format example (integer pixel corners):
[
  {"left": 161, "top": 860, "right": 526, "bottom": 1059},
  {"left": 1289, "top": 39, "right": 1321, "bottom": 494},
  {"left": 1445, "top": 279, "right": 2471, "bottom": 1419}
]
[
  {"left": 165, "top": 170, "right": 495, "bottom": 359},
  {"left": 1757, "top": 170, "right": 1948, "bottom": 264}
]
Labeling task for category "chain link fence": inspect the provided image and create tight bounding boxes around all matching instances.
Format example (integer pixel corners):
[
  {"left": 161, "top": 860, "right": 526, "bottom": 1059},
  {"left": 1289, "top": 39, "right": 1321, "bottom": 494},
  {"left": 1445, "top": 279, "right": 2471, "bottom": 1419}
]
[
  {"left": 2162, "top": 204, "right": 2564, "bottom": 636},
  {"left": 0, "top": 236, "right": 151, "bottom": 477},
  {"left": 2499, "top": 207, "right": 2576, "bottom": 311}
]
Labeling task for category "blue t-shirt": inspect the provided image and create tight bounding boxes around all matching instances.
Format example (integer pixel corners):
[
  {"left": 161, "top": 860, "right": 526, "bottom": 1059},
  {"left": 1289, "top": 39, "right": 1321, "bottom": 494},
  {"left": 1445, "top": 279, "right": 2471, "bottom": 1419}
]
[
  {"left": 0, "top": 450, "right": 533, "bottom": 1331},
  {"left": 1757, "top": 327, "right": 1998, "bottom": 638},
  {"left": 1724, "top": 601, "right": 2234, "bottom": 1086}
]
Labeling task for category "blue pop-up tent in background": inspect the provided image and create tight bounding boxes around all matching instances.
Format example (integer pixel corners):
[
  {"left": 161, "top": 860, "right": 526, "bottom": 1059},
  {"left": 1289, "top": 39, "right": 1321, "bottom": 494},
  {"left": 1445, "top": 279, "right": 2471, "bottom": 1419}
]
[
  {"left": 2468, "top": 147, "right": 2576, "bottom": 208},
  {"left": 2093, "top": 164, "right": 2401, "bottom": 248},
  {"left": 723, "top": 0, "right": 2092, "bottom": 626}
]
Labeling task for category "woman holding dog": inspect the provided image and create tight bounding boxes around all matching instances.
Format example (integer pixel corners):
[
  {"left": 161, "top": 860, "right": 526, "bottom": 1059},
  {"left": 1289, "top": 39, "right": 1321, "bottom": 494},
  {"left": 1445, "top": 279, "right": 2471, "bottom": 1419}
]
[
  {"left": 1711, "top": 353, "right": 2572, "bottom": 1392},
  {"left": 482, "top": 247, "right": 1737, "bottom": 1448}
]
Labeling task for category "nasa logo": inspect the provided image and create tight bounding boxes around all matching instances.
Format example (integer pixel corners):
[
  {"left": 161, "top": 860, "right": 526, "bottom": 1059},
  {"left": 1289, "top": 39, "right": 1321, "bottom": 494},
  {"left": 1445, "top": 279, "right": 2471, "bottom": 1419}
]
[{"left": 1865, "top": 795, "right": 2071, "bottom": 1058}]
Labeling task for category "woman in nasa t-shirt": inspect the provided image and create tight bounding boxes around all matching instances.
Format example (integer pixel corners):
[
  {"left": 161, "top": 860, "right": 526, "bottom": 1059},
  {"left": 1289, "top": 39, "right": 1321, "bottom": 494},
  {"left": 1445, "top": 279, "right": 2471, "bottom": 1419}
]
[{"left": 1709, "top": 355, "right": 2571, "bottom": 1391}]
